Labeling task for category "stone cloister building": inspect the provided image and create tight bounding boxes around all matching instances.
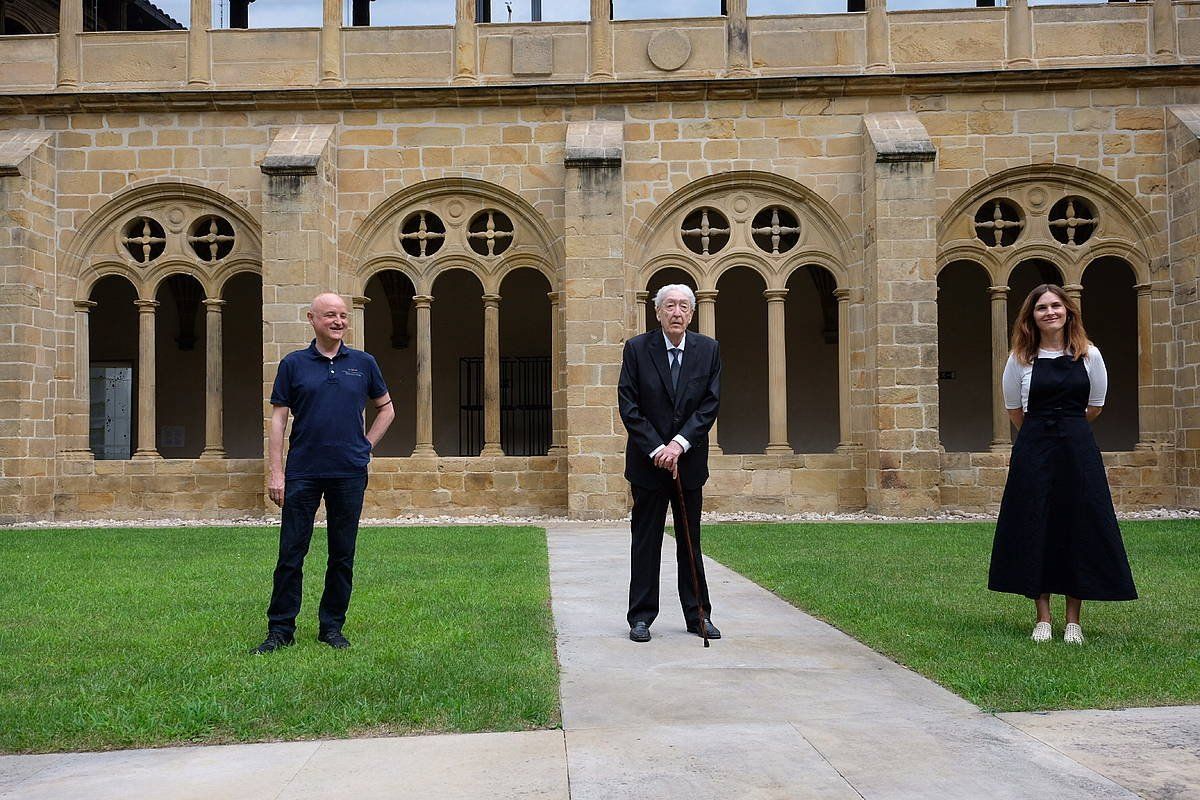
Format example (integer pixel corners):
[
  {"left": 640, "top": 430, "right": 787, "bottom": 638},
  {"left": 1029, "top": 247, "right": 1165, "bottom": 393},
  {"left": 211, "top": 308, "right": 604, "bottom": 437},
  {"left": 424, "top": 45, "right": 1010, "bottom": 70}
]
[{"left": 0, "top": 0, "right": 1198, "bottom": 523}]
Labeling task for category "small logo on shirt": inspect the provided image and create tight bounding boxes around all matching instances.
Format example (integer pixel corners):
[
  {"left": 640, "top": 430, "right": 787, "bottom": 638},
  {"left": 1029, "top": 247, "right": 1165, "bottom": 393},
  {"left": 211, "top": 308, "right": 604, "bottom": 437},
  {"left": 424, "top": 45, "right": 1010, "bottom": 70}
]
[{"left": 343, "top": 367, "right": 364, "bottom": 377}]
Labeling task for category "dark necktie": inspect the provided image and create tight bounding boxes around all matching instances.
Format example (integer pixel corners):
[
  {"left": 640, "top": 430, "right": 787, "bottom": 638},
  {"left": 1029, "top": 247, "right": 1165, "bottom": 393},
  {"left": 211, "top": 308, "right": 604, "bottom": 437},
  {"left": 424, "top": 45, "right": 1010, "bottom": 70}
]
[{"left": 669, "top": 348, "right": 681, "bottom": 391}]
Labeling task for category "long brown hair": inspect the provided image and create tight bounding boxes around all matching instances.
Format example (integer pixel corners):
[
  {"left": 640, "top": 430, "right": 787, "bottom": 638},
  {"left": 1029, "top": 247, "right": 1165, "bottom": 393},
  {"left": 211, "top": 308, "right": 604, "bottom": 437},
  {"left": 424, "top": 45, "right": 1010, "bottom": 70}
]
[{"left": 1010, "top": 284, "right": 1091, "bottom": 365}]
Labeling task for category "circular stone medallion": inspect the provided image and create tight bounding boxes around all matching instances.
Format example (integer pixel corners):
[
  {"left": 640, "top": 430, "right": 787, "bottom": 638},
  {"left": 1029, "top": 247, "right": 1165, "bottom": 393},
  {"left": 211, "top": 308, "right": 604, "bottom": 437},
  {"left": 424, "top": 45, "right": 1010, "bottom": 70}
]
[{"left": 647, "top": 30, "right": 692, "bottom": 72}]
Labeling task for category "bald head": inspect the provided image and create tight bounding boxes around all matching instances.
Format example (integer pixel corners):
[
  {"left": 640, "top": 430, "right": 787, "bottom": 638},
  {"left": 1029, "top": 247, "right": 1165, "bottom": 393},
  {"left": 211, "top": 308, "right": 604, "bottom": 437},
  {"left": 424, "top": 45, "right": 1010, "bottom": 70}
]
[
  {"left": 307, "top": 292, "right": 349, "bottom": 353},
  {"left": 310, "top": 292, "right": 347, "bottom": 315}
]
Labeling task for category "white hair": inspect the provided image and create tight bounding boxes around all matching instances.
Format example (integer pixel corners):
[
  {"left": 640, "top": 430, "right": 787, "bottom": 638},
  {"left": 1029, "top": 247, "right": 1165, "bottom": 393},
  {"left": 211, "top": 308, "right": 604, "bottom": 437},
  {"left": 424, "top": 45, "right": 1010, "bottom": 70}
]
[{"left": 653, "top": 284, "right": 696, "bottom": 310}]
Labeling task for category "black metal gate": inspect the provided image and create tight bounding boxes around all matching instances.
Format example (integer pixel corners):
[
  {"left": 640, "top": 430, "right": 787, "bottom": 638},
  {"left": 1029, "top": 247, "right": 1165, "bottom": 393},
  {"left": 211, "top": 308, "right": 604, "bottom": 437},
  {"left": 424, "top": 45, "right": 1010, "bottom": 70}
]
[{"left": 459, "top": 356, "right": 552, "bottom": 456}]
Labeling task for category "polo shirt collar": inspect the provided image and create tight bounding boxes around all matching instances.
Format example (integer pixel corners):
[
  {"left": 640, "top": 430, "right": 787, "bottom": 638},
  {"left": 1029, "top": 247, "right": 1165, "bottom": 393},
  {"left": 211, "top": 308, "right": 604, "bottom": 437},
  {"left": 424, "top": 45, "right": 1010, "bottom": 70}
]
[{"left": 306, "top": 339, "right": 351, "bottom": 360}]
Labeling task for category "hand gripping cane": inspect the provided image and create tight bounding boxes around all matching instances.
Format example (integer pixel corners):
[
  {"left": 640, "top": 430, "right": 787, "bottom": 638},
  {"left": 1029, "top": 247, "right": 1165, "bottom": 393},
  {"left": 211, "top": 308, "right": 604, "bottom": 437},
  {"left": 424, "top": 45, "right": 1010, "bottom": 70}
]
[{"left": 673, "top": 472, "right": 709, "bottom": 648}]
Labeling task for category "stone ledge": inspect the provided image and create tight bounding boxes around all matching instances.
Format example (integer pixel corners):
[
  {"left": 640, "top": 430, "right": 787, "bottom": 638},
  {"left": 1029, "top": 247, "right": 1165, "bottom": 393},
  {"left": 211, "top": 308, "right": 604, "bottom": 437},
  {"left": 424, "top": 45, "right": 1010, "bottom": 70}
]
[
  {"left": 864, "top": 111, "right": 936, "bottom": 163},
  {"left": 565, "top": 120, "right": 623, "bottom": 168},
  {"left": 0, "top": 130, "right": 53, "bottom": 177},
  {"left": 260, "top": 124, "right": 335, "bottom": 175},
  {"left": 10, "top": 64, "right": 1195, "bottom": 114}
]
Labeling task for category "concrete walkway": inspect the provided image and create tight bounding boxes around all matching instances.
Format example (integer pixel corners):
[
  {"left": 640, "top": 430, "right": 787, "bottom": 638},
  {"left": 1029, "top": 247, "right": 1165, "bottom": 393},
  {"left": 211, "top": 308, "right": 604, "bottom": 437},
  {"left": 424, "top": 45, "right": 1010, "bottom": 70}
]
[{"left": 2, "top": 524, "right": 1195, "bottom": 799}]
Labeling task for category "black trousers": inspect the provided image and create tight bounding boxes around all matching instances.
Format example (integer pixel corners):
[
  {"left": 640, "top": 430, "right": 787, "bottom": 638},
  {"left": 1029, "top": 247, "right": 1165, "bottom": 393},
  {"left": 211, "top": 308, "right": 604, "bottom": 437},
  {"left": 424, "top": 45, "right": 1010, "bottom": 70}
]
[
  {"left": 267, "top": 473, "right": 368, "bottom": 636},
  {"left": 627, "top": 482, "right": 711, "bottom": 628}
]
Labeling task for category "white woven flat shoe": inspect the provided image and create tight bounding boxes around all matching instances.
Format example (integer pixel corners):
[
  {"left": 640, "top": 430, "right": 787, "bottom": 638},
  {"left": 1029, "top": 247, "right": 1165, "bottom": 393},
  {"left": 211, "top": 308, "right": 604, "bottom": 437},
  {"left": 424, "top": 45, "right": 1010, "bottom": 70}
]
[
  {"left": 1063, "top": 623, "right": 1085, "bottom": 644},
  {"left": 1031, "top": 621, "right": 1052, "bottom": 642}
]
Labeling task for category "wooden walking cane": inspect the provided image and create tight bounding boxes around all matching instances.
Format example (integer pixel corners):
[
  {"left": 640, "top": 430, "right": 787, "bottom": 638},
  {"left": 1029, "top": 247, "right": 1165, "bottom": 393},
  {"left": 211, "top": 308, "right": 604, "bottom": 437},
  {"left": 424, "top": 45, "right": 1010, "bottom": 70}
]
[{"left": 673, "top": 472, "right": 709, "bottom": 648}]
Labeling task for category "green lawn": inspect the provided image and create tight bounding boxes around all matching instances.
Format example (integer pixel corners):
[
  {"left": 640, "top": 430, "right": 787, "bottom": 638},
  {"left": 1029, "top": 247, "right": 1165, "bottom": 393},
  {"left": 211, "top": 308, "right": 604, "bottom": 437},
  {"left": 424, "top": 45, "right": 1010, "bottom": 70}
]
[
  {"left": 703, "top": 520, "right": 1200, "bottom": 713},
  {"left": 0, "top": 526, "right": 559, "bottom": 754}
]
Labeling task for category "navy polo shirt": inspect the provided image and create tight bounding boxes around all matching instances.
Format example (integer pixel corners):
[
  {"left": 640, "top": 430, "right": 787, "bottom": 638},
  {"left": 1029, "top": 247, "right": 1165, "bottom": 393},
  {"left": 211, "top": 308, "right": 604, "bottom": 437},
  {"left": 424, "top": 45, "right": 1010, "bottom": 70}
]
[{"left": 270, "top": 340, "right": 388, "bottom": 479}]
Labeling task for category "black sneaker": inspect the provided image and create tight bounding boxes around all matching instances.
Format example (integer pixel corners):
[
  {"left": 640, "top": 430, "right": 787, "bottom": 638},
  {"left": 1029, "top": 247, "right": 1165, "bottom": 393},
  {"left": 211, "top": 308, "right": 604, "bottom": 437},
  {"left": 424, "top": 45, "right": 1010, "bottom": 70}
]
[
  {"left": 252, "top": 631, "right": 294, "bottom": 655},
  {"left": 318, "top": 629, "right": 351, "bottom": 649}
]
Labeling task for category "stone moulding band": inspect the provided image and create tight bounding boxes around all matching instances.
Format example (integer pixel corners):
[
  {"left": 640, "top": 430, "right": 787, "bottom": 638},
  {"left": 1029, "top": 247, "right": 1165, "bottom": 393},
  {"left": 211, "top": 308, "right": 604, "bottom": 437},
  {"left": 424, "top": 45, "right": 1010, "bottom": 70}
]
[{"left": 3, "top": 64, "right": 1199, "bottom": 115}]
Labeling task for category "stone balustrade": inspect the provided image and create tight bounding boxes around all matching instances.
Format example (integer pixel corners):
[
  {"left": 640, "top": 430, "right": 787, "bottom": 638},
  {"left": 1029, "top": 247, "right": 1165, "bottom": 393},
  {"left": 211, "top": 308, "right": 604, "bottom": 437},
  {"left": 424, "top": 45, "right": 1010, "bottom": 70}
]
[{"left": 0, "top": 2, "right": 1194, "bottom": 95}]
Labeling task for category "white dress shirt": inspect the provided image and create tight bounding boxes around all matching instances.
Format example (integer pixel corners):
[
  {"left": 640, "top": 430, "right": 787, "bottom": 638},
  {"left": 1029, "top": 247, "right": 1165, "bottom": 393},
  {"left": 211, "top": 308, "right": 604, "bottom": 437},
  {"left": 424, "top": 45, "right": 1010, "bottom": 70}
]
[{"left": 649, "top": 331, "right": 693, "bottom": 458}]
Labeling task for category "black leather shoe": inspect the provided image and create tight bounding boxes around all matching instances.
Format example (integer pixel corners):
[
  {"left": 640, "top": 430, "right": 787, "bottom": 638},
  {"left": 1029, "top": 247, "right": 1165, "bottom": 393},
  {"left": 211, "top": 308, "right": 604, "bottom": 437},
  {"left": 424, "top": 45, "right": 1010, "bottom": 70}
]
[
  {"left": 629, "top": 621, "right": 651, "bottom": 643},
  {"left": 252, "top": 631, "right": 294, "bottom": 655},
  {"left": 318, "top": 629, "right": 351, "bottom": 649},
  {"left": 686, "top": 619, "right": 722, "bottom": 639}
]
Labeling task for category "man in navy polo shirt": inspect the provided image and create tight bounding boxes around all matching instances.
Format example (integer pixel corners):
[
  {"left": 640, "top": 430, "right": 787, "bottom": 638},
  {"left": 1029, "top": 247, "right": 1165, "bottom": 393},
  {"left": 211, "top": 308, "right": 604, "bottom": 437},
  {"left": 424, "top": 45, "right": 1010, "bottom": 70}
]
[{"left": 253, "top": 292, "right": 395, "bottom": 654}]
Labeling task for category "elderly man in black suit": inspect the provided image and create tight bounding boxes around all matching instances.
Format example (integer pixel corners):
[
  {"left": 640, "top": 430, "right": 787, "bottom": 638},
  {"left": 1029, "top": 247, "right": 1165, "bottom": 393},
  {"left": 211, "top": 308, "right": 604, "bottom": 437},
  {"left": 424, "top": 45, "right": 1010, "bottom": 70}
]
[{"left": 617, "top": 284, "right": 722, "bottom": 643}]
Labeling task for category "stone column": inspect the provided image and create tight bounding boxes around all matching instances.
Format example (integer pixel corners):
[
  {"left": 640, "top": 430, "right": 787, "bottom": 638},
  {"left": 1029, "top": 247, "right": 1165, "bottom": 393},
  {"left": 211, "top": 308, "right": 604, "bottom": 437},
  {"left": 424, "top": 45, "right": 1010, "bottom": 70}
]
[
  {"left": 63, "top": 300, "right": 97, "bottom": 456},
  {"left": 834, "top": 288, "right": 855, "bottom": 450},
  {"left": 1006, "top": 0, "right": 1032, "bottom": 67},
  {"left": 588, "top": 0, "right": 614, "bottom": 80},
  {"left": 200, "top": 299, "right": 226, "bottom": 459},
  {"left": 862, "top": 113, "right": 940, "bottom": 515},
  {"left": 1152, "top": 0, "right": 1176, "bottom": 63},
  {"left": 636, "top": 290, "right": 649, "bottom": 335},
  {"left": 350, "top": 295, "right": 368, "bottom": 349},
  {"left": 988, "top": 286, "right": 1011, "bottom": 450},
  {"left": 725, "top": 0, "right": 751, "bottom": 77},
  {"left": 481, "top": 293, "right": 504, "bottom": 456},
  {"left": 0, "top": 130, "right": 58, "bottom": 522},
  {"left": 453, "top": 0, "right": 479, "bottom": 85},
  {"left": 413, "top": 295, "right": 436, "bottom": 456},
  {"left": 865, "top": 0, "right": 889, "bottom": 74},
  {"left": 1167, "top": 106, "right": 1200, "bottom": 507},
  {"left": 764, "top": 288, "right": 791, "bottom": 454},
  {"left": 696, "top": 289, "right": 722, "bottom": 454},
  {"left": 548, "top": 291, "right": 566, "bottom": 455},
  {"left": 320, "top": 0, "right": 342, "bottom": 86},
  {"left": 564, "top": 120, "right": 626, "bottom": 518},
  {"left": 187, "top": 0, "right": 212, "bottom": 86},
  {"left": 260, "top": 125, "right": 338, "bottom": 497},
  {"left": 133, "top": 300, "right": 161, "bottom": 460},
  {"left": 1062, "top": 282, "right": 1082, "bottom": 305},
  {"left": 1135, "top": 282, "right": 1154, "bottom": 448},
  {"left": 58, "top": 0, "right": 82, "bottom": 88}
]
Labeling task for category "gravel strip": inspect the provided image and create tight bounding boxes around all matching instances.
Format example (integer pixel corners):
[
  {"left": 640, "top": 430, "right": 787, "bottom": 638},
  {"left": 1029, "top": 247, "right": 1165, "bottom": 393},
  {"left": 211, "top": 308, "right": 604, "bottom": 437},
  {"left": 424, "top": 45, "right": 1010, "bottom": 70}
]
[{"left": 3, "top": 507, "right": 1197, "bottom": 530}]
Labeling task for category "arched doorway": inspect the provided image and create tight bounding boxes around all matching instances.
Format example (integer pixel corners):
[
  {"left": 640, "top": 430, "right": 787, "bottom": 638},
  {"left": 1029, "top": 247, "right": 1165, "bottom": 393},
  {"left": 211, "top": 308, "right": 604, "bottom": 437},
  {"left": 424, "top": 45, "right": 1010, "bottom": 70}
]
[
  {"left": 88, "top": 276, "right": 139, "bottom": 460},
  {"left": 715, "top": 266, "right": 768, "bottom": 454},
  {"left": 937, "top": 260, "right": 992, "bottom": 452},
  {"left": 499, "top": 268, "right": 553, "bottom": 456},
  {"left": 431, "top": 269, "right": 485, "bottom": 457},
  {"left": 785, "top": 265, "right": 839, "bottom": 453},
  {"left": 364, "top": 269, "right": 418, "bottom": 457},
  {"left": 1082, "top": 257, "right": 1138, "bottom": 451}
]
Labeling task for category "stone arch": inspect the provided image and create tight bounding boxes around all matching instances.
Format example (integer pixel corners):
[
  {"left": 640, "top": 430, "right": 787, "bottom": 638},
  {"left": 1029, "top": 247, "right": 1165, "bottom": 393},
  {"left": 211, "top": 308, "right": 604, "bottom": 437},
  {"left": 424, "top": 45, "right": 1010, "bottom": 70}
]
[
  {"left": 64, "top": 181, "right": 261, "bottom": 462},
  {"left": 937, "top": 244, "right": 1003, "bottom": 284},
  {"left": 357, "top": 256, "right": 423, "bottom": 297},
  {"left": 634, "top": 170, "right": 855, "bottom": 273},
  {"left": 639, "top": 253, "right": 703, "bottom": 289},
  {"left": 64, "top": 179, "right": 262, "bottom": 297},
  {"left": 998, "top": 245, "right": 1071, "bottom": 286},
  {"left": 708, "top": 251, "right": 774, "bottom": 288},
  {"left": 349, "top": 177, "right": 563, "bottom": 294},
  {"left": 636, "top": 172, "right": 855, "bottom": 458},
  {"left": 938, "top": 163, "right": 1160, "bottom": 284}
]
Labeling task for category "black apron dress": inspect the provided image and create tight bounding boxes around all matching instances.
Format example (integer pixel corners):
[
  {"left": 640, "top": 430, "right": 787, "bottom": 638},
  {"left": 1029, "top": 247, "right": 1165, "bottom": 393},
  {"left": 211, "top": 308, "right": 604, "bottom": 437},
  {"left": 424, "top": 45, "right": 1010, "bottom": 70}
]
[{"left": 989, "top": 354, "right": 1137, "bottom": 601}]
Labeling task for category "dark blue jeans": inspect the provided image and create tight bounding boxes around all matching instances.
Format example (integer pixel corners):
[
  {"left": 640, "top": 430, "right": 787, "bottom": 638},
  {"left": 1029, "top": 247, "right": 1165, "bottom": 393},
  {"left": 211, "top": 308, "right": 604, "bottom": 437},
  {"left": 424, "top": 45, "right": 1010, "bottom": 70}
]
[{"left": 266, "top": 473, "right": 368, "bottom": 637}]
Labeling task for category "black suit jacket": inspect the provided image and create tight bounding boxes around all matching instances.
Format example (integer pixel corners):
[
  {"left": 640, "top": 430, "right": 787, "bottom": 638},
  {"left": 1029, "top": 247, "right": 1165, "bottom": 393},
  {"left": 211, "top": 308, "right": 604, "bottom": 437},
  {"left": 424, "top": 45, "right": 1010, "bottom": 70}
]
[{"left": 618, "top": 330, "right": 721, "bottom": 491}]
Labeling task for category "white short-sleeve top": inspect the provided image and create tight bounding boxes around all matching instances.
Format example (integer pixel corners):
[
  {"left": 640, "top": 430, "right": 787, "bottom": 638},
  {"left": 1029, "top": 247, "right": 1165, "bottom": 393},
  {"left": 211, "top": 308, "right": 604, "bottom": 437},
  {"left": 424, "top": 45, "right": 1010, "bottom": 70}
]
[{"left": 1001, "top": 345, "right": 1108, "bottom": 411}]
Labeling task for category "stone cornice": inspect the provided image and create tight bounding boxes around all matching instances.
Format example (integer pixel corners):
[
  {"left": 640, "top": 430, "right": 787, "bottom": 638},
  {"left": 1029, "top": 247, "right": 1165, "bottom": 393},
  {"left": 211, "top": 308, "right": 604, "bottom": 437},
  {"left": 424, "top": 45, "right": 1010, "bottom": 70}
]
[{"left": 2, "top": 64, "right": 1198, "bottom": 115}]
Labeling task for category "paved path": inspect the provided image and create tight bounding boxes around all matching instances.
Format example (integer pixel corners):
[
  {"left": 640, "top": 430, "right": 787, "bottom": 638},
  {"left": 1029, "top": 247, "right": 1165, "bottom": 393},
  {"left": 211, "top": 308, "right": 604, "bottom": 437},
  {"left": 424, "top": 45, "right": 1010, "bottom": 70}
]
[{"left": 2, "top": 523, "right": 1195, "bottom": 799}]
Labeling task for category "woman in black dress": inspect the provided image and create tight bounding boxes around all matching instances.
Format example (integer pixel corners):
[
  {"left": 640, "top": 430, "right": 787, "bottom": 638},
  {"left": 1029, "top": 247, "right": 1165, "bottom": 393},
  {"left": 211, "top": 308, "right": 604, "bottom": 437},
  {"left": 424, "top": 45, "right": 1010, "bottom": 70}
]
[{"left": 989, "top": 284, "right": 1137, "bottom": 644}]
